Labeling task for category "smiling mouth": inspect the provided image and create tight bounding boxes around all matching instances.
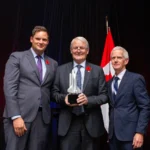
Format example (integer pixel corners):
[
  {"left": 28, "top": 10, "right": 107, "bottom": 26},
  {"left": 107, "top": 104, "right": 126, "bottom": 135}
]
[{"left": 38, "top": 45, "right": 45, "bottom": 48}]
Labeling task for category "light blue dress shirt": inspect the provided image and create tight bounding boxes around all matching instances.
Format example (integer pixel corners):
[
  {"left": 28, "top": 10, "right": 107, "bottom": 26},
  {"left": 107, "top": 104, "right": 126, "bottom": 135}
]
[
  {"left": 12, "top": 48, "right": 47, "bottom": 120},
  {"left": 111, "top": 69, "right": 126, "bottom": 94}
]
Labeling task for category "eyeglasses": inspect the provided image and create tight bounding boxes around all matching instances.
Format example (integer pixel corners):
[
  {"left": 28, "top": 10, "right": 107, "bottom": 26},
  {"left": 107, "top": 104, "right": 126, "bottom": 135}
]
[{"left": 72, "top": 46, "right": 87, "bottom": 50}]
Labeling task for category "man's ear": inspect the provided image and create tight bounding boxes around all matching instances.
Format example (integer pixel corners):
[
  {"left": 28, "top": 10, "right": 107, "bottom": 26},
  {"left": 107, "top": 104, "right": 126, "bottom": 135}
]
[
  {"left": 30, "top": 36, "right": 33, "bottom": 43},
  {"left": 125, "top": 58, "right": 129, "bottom": 65},
  {"left": 87, "top": 49, "right": 89, "bottom": 54}
]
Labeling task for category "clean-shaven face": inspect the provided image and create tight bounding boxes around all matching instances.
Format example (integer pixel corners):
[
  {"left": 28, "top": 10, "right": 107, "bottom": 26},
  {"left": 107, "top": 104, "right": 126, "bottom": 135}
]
[
  {"left": 111, "top": 50, "right": 129, "bottom": 74},
  {"left": 30, "top": 31, "right": 49, "bottom": 55}
]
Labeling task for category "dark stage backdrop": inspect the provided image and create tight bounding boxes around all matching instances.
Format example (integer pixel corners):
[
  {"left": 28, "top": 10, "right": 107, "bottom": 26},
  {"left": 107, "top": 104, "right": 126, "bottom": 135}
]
[{"left": 0, "top": 0, "right": 149, "bottom": 150}]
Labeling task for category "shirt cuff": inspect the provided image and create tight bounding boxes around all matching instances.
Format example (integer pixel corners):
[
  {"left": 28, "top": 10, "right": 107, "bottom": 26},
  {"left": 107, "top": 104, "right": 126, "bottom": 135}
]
[{"left": 11, "top": 115, "right": 21, "bottom": 120}]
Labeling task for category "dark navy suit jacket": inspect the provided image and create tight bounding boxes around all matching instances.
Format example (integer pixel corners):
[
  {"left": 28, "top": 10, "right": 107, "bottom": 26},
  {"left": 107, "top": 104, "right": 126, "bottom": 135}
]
[{"left": 108, "top": 70, "right": 150, "bottom": 141}]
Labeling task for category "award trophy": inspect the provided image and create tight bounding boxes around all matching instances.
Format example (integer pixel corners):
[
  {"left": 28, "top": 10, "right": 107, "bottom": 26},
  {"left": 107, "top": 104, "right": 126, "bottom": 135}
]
[{"left": 67, "top": 69, "right": 81, "bottom": 104}]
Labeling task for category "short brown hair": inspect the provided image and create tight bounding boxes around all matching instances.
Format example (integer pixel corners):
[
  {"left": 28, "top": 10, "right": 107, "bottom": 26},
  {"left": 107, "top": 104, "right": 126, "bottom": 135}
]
[{"left": 32, "top": 26, "right": 49, "bottom": 37}]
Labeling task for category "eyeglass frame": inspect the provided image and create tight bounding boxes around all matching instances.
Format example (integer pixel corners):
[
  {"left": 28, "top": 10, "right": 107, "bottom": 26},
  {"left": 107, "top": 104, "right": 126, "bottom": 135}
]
[{"left": 71, "top": 46, "right": 88, "bottom": 51}]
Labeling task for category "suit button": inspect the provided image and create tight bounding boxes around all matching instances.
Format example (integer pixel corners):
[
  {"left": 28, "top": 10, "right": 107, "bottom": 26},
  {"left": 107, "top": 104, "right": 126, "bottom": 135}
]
[{"left": 85, "top": 113, "right": 89, "bottom": 116}]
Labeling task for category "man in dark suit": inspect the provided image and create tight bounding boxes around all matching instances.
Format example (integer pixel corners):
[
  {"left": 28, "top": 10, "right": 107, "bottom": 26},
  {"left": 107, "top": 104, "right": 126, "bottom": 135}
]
[
  {"left": 3, "top": 26, "right": 58, "bottom": 150},
  {"left": 52, "top": 36, "right": 108, "bottom": 150},
  {"left": 108, "top": 46, "right": 150, "bottom": 150}
]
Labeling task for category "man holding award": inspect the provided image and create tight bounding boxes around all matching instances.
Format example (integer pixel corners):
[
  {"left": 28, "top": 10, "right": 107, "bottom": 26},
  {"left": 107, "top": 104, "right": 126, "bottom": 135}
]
[{"left": 52, "top": 36, "right": 108, "bottom": 150}]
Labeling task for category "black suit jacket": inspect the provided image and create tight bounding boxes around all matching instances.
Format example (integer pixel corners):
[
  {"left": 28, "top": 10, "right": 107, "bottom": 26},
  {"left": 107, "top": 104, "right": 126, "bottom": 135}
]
[
  {"left": 108, "top": 70, "right": 150, "bottom": 141},
  {"left": 52, "top": 62, "right": 108, "bottom": 138}
]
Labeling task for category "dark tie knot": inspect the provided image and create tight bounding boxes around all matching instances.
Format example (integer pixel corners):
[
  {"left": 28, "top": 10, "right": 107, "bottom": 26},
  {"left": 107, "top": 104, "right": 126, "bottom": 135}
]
[
  {"left": 114, "top": 76, "right": 119, "bottom": 82},
  {"left": 36, "top": 55, "right": 42, "bottom": 59},
  {"left": 76, "top": 64, "right": 82, "bottom": 69}
]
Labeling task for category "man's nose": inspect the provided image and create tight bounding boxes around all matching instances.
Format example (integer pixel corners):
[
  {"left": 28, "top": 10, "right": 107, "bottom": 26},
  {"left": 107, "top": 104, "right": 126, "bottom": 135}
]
[{"left": 77, "top": 47, "right": 81, "bottom": 49}]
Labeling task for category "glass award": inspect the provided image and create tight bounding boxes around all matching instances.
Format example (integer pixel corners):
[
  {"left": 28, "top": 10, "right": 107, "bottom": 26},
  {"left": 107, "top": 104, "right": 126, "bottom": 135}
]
[{"left": 67, "top": 69, "right": 81, "bottom": 104}]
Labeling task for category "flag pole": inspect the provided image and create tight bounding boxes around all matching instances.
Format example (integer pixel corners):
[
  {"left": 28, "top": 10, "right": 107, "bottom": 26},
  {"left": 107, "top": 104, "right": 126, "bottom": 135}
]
[{"left": 106, "top": 16, "right": 109, "bottom": 34}]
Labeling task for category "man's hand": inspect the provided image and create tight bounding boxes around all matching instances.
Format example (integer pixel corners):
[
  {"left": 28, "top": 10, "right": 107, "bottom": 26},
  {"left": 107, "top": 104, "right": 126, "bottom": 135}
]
[
  {"left": 77, "top": 93, "right": 88, "bottom": 105},
  {"left": 13, "top": 117, "right": 27, "bottom": 137},
  {"left": 132, "top": 133, "right": 144, "bottom": 149}
]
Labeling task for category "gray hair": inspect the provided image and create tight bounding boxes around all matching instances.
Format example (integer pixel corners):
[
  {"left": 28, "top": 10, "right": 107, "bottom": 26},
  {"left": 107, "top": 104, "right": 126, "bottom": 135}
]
[
  {"left": 70, "top": 36, "right": 89, "bottom": 49},
  {"left": 111, "top": 46, "right": 129, "bottom": 59}
]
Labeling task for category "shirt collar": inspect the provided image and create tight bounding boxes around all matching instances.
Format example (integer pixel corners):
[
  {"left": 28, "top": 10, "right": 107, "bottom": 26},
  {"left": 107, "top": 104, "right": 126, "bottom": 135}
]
[
  {"left": 30, "top": 48, "right": 44, "bottom": 59},
  {"left": 115, "top": 69, "right": 126, "bottom": 80},
  {"left": 73, "top": 60, "right": 86, "bottom": 68}
]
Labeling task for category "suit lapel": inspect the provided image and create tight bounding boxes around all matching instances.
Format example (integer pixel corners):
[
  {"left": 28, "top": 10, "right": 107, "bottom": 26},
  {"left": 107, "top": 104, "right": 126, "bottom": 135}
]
[
  {"left": 108, "top": 78, "right": 115, "bottom": 105},
  {"left": 42, "top": 55, "right": 51, "bottom": 84},
  {"left": 26, "top": 50, "right": 41, "bottom": 83},
  {"left": 83, "top": 62, "right": 91, "bottom": 91},
  {"left": 109, "top": 71, "right": 129, "bottom": 105},
  {"left": 116, "top": 71, "right": 129, "bottom": 99}
]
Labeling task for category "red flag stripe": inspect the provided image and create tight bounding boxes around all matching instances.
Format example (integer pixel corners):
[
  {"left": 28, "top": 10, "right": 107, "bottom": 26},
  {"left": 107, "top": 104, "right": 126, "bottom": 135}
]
[
  {"left": 100, "top": 29, "right": 115, "bottom": 67},
  {"left": 100, "top": 27, "right": 115, "bottom": 132},
  {"left": 100, "top": 28, "right": 115, "bottom": 81}
]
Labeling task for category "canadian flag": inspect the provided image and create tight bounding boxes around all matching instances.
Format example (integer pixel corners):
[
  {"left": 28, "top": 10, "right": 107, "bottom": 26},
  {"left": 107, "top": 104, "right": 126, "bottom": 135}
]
[{"left": 100, "top": 28, "right": 115, "bottom": 132}]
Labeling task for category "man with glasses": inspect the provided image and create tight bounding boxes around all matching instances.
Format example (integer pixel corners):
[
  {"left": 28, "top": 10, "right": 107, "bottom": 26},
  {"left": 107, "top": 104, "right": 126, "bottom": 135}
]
[{"left": 52, "top": 36, "right": 108, "bottom": 150}]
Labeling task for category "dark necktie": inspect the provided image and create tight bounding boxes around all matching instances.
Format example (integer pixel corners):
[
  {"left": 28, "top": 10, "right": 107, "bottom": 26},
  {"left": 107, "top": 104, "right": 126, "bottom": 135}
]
[
  {"left": 114, "top": 77, "right": 119, "bottom": 92},
  {"left": 76, "top": 65, "right": 82, "bottom": 89},
  {"left": 36, "top": 55, "right": 43, "bottom": 83},
  {"left": 113, "top": 76, "right": 119, "bottom": 100},
  {"left": 72, "top": 65, "right": 85, "bottom": 116}
]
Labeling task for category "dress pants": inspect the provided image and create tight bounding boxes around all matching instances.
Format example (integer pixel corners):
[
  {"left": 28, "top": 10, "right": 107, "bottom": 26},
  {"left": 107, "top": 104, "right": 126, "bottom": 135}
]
[
  {"left": 109, "top": 133, "right": 143, "bottom": 150},
  {"left": 60, "top": 115, "right": 102, "bottom": 150},
  {"left": 3, "top": 109, "right": 50, "bottom": 150}
]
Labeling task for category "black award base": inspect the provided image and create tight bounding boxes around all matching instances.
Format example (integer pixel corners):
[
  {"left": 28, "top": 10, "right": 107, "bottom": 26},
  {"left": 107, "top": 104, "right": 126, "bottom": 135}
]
[{"left": 68, "top": 94, "right": 79, "bottom": 104}]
